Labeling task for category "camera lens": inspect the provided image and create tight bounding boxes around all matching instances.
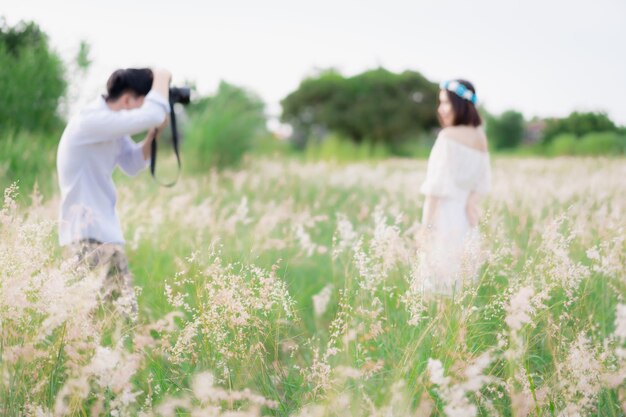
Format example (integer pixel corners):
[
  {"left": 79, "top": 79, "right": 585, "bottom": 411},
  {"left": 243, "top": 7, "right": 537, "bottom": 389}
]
[{"left": 169, "top": 87, "right": 191, "bottom": 105}]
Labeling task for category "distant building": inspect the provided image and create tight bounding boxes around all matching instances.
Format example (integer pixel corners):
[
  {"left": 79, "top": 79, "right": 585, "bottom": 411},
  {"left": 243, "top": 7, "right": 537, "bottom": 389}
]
[{"left": 524, "top": 119, "right": 547, "bottom": 144}]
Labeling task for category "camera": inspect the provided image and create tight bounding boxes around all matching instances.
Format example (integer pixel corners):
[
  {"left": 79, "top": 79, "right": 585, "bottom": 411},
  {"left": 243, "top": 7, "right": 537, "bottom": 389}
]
[{"left": 169, "top": 86, "right": 191, "bottom": 105}]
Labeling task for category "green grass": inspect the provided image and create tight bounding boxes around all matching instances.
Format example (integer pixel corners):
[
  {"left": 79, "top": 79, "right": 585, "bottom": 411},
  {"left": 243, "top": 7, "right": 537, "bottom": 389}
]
[{"left": 1, "top": 152, "right": 625, "bottom": 416}]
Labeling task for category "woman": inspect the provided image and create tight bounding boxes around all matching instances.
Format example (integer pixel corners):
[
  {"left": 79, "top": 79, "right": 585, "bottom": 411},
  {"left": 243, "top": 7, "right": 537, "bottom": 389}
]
[{"left": 418, "top": 79, "right": 491, "bottom": 294}]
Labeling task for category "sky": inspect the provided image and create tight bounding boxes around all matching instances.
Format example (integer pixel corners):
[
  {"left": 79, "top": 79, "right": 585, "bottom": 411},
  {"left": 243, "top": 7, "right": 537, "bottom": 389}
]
[{"left": 3, "top": 0, "right": 626, "bottom": 129}]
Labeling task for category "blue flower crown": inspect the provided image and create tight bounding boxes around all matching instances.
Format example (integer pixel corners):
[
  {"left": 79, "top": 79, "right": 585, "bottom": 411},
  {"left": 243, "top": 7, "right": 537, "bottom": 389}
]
[{"left": 440, "top": 80, "right": 478, "bottom": 105}]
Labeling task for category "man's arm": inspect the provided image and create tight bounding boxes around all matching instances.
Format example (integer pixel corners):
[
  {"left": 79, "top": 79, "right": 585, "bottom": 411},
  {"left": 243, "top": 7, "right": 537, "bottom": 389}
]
[
  {"left": 117, "top": 135, "right": 149, "bottom": 176},
  {"left": 151, "top": 68, "right": 171, "bottom": 101},
  {"left": 141, "top": 114, "right": 169, "bottom": 161},
  {"left": 77, "top": 69, "right": 173, "bottom": 143}
]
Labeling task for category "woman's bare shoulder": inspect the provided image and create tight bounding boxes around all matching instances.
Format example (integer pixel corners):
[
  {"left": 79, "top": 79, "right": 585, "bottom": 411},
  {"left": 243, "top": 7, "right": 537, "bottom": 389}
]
[{"left": 440, "top": 126, "right": 488, "bottom": 152}]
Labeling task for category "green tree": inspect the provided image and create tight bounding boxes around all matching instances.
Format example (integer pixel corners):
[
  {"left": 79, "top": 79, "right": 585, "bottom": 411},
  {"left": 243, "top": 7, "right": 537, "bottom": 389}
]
[
  {"left": 0, "top": 18, "right": 67, "bottom": 133},
  {"left": 485, "top": 110, "right": 525, "bottom": 149},
  {"left": 542, "top": 112, "right": 617, "bottom": 143},
  {"left": 281, "top": 68, "right": 439, "bottom": 149},
  {"left": 184, "top": 81, "right": 266, "bottom": 170}
]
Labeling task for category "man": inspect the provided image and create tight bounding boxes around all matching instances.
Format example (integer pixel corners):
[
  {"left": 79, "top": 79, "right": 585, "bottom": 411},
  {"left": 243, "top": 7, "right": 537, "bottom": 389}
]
[{"left": 57, "top": 67, "right": 171, "bottom": 320}]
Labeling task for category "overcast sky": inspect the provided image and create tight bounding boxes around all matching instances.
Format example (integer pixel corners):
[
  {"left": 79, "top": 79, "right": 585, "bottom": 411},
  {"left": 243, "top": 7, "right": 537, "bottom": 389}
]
[{"left": 3, "top": 0, "right": 626, "bottom": 127}]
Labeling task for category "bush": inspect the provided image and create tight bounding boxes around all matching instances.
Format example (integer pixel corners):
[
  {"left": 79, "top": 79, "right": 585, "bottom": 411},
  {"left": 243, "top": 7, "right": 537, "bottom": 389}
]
[
  {"left": 542, "top": 112, "right": 618, "bottom": 143},
  {"left": 485, "top": 110, "right": 525, "bottom": 150},
  {"left": 183, "top": 82, "right": 266, "bottom": 170},
  {"left": 252, "top": 134, "right": 293, "bottom": 157},
  {"left": 576, "top": 132, "right": 626, "bottom": 155},
  {"left": 547, "top": 132, "right": 626, "bottom": 156},
  {"left": 388, "top": 131, "right": 436, "bottom": 159},
  {"left": 548, "top": 134, "right": 578, "bottom": 156},
  {"left": 0, "top": 19, "right": 67, "bottom": 134},
  {"left": 0, "top": 130, "right": 58, "bottom": 196},
  {"left": 304, "top": 134, "right": 390, "bottom": 162}
]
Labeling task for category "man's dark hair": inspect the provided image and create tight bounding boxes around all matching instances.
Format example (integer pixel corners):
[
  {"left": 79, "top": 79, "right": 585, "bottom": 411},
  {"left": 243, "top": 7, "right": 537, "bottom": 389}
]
[
  {"left": 442, "top": 79, "right": 482, "bottom": 127},
  {"left": 105, "top": 68, "right": 153, "bottom": 101}
]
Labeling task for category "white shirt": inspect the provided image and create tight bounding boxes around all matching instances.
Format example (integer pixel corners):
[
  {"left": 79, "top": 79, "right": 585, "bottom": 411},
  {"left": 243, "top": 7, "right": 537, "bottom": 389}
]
[{"left": 57, "top": 90, "right": 169, "bottom": 246}]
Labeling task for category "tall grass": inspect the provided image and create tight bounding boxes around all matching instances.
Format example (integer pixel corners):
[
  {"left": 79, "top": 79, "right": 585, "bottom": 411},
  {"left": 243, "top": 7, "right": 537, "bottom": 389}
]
[
  {"left": 304, "top": 134, "right": 390, "bottom": 162},
  {"left": 0, "top": 130, "right": 58, "bottom": 198},
  {"left": 1, "top": 157, "right": 625, "bottom": 416}
]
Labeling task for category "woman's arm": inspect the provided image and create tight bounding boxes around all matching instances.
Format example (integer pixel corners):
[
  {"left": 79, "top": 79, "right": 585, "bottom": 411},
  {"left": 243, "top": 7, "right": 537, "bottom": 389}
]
[
  {"left": 466, "top": 191, "right": 482, "bottom": 227},
  {"left": 423, "top": 195, "right": 440, "bottom": 230}
]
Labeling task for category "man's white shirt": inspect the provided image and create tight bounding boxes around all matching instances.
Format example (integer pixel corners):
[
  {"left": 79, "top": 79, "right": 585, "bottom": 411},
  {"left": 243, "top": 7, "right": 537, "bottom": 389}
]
[{"left": 57, "top": 90, "right": 169, "bottom": 246}]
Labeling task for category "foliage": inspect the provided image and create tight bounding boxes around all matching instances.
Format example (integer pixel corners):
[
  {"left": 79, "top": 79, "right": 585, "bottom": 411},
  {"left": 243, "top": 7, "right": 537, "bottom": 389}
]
[
  {"left": 304, "top": 134, "right": 390, "bottom": 162},
  {"left": 183, "top": 81, "right": 267, "bottom": 170},
  {"left": 0, "top": 130, "right": 58, "bottom": 196},
  {"left": 0, "top": 18, "right": 67, "bottom": 134},
  {"left": 542, "top": 112, "right": 618, "bottom": 143},
  {"left": 2, "top": 157, "right": 626, "bottom": 415},
  {"left": 281, "top": 68, "right": 439, "bottom": 148},
  {"left": 547, "top": 133, "right": 578, "bottom": 156},
  {"left": 485, "top": 110, "right": 525, "bottom": 149},
  {"left": 548, "top": 132, "right": 626, "bottom": 156}
]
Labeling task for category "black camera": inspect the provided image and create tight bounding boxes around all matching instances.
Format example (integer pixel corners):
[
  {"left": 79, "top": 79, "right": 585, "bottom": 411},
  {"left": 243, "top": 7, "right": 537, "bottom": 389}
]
[{"left": 169, "top": 86, "right": 191, "bottom": 105}]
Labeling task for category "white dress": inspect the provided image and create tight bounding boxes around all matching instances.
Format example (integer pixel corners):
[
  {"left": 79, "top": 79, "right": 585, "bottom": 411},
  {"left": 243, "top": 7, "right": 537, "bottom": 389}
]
[{"left": 418, "top": 130, "right": 492, "bottom": 294}]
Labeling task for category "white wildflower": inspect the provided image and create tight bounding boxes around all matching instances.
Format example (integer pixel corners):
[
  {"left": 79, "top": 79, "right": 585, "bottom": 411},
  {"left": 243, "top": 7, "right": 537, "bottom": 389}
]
[{"left": 312, "top": 285, "right": 333, "bottom": 317}]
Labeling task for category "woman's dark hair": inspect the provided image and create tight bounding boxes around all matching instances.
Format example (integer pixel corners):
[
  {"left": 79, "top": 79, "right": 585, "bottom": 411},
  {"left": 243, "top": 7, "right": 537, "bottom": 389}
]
[
  {"left": 441, "top": 79, "right": 482, "bottom": 127},
  {"left": 105, "top": 68, "right": 153, "bottom": 101}
]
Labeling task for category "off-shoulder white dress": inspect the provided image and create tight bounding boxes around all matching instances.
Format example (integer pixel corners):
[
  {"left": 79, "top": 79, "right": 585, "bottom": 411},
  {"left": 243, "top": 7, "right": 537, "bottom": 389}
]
[{"left": 419, "top": 128, "right": 492, "bottom": 294}]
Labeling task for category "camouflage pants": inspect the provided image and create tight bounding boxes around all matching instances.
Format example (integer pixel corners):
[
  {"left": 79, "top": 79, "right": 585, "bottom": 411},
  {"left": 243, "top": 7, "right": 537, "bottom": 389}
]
[{"left": 71, "top": 239, "right": 138, "bottom": 320}]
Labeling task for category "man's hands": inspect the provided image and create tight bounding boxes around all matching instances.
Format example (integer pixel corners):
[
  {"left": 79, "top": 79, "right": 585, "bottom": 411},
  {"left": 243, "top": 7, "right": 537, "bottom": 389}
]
[
  {"left": 141, "top": 115, "right": 168, "bottom": 161},
  {"left": 140, "top": 69, "right": 172, "bottom": 160},
  {"left": 142, "top": 129, "right": 158, "bottom": 161}
]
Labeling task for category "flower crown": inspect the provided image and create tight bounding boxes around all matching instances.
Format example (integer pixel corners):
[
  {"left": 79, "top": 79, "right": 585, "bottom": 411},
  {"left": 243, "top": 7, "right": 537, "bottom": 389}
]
[{"left": 440, "top": 80, "right": 478, "bottom": 104}]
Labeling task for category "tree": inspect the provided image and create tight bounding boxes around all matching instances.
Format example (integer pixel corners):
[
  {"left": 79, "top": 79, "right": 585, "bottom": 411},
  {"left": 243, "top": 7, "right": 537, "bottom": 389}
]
[
  {"left": 0, "top": 18, "right": 67, "bottom": 133},
  {"left": 281, "top": 68, "right": 439, "bottom": 148},
  {"left": 541, "top": 112, "right": 618, "bottom": 143},
  {"left": 485, "top": 110, "right": 525, "bottom": 149},
  {"left": 184, "top": 81, "right": 266, "bottom": 170}
]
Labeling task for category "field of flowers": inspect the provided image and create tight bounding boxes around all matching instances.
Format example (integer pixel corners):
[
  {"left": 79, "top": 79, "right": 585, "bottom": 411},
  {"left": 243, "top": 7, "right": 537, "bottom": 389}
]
[{"left": 1, "top": 156, "right": 625, "bottom": 416}]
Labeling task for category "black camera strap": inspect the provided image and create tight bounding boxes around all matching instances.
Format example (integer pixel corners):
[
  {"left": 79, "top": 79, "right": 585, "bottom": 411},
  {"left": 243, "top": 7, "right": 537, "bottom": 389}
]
[{"left": 150, "top": 103, "right": 181, "bottom": 187}]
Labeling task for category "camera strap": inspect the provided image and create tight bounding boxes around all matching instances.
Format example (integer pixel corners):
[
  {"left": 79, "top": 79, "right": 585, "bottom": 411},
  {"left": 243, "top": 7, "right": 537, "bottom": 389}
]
[{"left": 150, "top": 103, "right": 181, "bottom": 187}]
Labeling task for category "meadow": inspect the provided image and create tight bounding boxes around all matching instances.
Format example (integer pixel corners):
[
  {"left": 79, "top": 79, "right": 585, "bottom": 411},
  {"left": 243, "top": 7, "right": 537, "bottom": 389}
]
[{"left": 1, "top": 156, "right": 625, "bottom": 416}]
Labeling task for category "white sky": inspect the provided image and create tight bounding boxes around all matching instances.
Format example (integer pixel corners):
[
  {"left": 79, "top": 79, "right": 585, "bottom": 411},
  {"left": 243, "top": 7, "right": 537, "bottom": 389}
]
[{"left": 3, "top": 0, "right": 626, "bottom": 127}]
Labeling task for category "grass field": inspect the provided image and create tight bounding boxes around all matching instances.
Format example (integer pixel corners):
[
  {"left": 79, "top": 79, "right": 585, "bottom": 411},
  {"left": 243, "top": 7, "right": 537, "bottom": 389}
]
[{"left": 1, "top": 156, "right": 625, "bottom": 416}]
